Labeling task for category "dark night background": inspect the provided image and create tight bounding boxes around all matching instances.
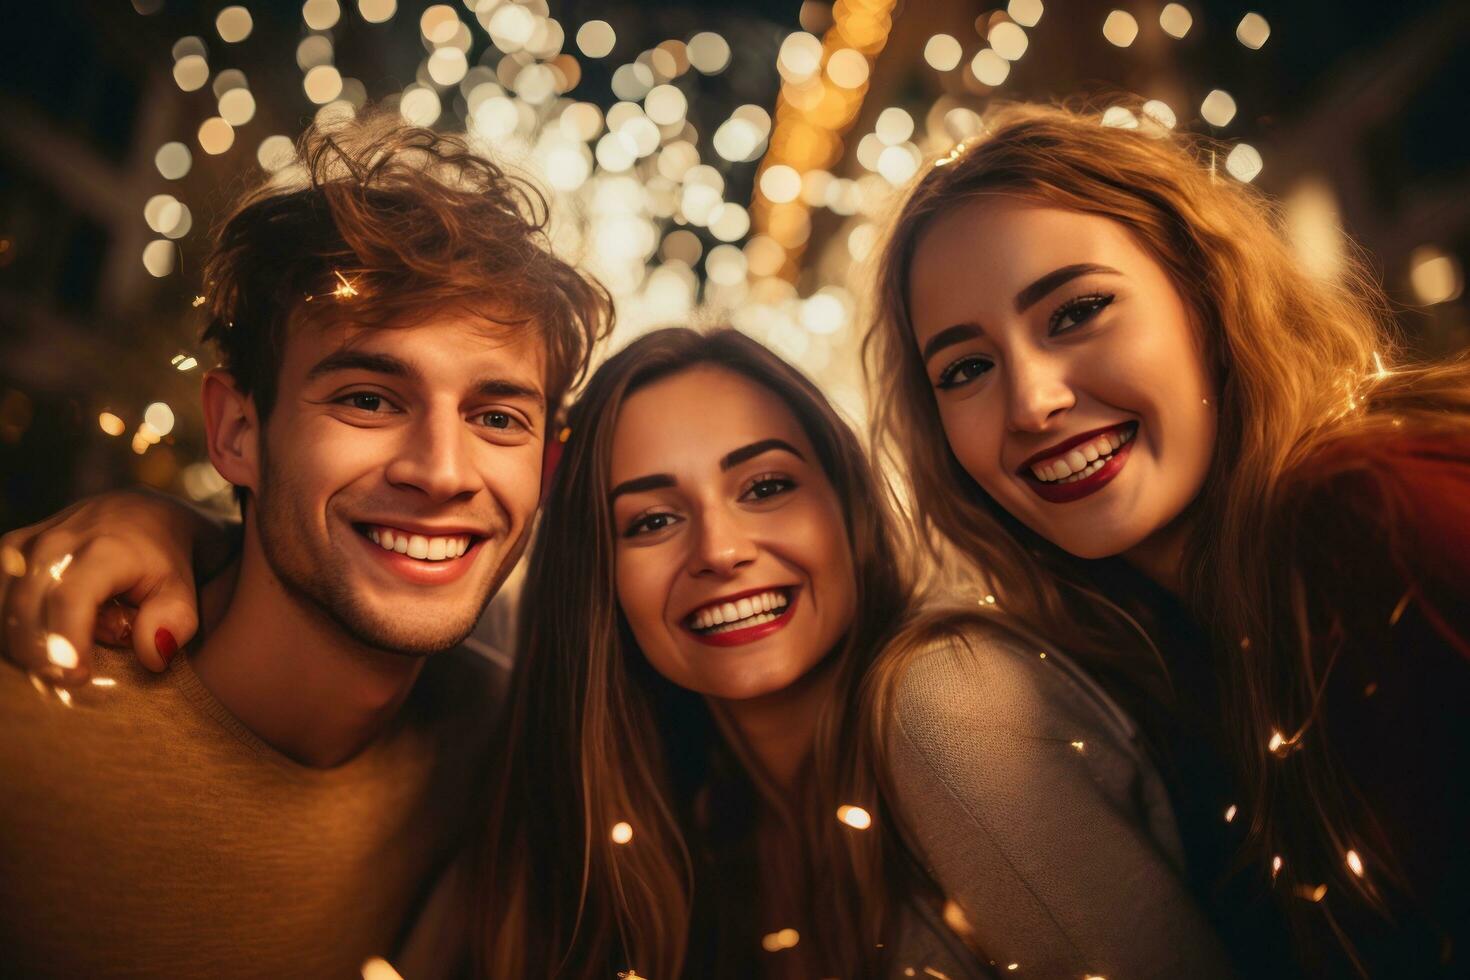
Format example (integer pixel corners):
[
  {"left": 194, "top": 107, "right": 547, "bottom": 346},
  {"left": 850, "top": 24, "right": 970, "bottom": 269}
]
[{"left": 2, "top": 0, "right": 1466, "bottom": 532}]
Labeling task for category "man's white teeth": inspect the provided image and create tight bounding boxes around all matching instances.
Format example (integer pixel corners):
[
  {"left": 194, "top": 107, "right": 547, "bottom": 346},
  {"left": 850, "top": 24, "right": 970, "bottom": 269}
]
[
  {"left": 1031, "top": 426, "right": 1134, "bottom": 483},
  {"left": 690, "top": 590, "right": 789, "bottom": 631},
  {"left": 366, "top": 527, "right": 471, "bottom": 561}
]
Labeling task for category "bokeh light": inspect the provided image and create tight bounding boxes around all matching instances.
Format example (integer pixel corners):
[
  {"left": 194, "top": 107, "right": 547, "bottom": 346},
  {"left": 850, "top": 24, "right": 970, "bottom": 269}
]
[
  {"left": 1236, "top": 13, "right": 1271, "bottom": 50},
  {"left": 1201, "top": 89, "right": 1238, "bottom": 127},
  {"left": 1103, "top": 10, "right": 1139, "bottom": 48},
  {"left": 924, "top": 34, "right": 961, "bottom": 72},
  {"left": 1160, "top": 3, "right": 1193, "bottom": 39},
  {"left": 215, "top": 6, "right": 253, "bottom": 43}
]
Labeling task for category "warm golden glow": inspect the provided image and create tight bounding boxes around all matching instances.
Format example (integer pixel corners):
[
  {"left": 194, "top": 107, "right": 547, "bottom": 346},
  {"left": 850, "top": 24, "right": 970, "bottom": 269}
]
[
  {"left": 610, "top": 821, "right": 634, "bottom": 844},
  {"left": 1346, "top": 849, "right": 1364, "bottom": 877},
  {"left": 837, "top": 804, "right": 872, "bottom": 829},
  {"left": 98, "top": 412, "right": 126, "bottom": 437},
  {"left": 988, "top": 22, "right": 1028, "bottom": 61},
  {"left": 1224, "top": 804, "right": 1238, "bottom": 823}
]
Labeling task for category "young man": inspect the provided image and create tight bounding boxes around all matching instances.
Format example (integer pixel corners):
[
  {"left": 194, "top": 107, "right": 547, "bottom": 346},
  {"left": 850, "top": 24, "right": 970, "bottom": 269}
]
[{"left": 0, "top": 114, "right": 609, "bottom": 977}]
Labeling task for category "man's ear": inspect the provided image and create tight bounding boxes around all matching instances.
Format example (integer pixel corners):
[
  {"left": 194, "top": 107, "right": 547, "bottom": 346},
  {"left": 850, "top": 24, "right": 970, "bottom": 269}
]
[{"left": 201, "top": 370, "right": 260, "bottom": 493}]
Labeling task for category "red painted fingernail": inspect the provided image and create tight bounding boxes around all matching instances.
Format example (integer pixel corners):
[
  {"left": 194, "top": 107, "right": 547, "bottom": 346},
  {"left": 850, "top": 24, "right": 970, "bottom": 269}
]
[{"left": 156, "top": 628, "right": 178, "bottom": 665}]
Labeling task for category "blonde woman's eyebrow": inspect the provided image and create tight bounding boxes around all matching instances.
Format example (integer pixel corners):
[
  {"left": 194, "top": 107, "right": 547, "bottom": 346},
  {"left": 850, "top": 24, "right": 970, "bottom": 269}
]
[{"left": 1014, "top": 263, "right": 1121, "bottom": 313}]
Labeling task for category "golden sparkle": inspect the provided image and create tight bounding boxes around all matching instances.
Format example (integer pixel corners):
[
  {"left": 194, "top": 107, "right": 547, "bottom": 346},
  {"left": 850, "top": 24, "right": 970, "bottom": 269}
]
[
  {"left": 48, "top": 553, "right": 73, "bottom": 582},
  {"left": 1346, "top": 849, "right": 1365, "bottom": 877},
  {"left": 610, "top": 821, "right": 634, "bottom": 845},
  {"left": 1224, "top": 804, "right": 1238, "bottom": 823},
  {"left": 837, "top": 804, "right": 872, "bottom": 830}
]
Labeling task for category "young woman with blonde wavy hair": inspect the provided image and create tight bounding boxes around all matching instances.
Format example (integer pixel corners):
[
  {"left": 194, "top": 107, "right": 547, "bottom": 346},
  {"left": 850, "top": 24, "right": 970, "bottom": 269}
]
[{"left": 867, "top": 101, "right": 1470, "bottom": 976}]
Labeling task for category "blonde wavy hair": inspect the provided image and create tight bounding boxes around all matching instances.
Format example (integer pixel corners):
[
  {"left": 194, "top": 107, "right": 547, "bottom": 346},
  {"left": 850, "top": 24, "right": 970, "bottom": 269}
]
[{"left": 865, "top": 100, "right": 1470, "bottom": 968}]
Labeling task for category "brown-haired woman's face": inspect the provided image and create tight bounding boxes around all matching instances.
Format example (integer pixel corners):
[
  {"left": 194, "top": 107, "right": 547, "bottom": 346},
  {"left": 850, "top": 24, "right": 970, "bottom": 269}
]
[
  {"left": 610, "top": 365, "right": 857, "bottom": 701},
  {"left": 908, "top": 199, "right": 1216, "bottom": 562}
]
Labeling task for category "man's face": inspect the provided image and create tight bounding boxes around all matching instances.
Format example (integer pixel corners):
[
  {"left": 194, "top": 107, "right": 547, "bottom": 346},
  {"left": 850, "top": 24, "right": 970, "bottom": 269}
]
[{"left": 246, "top": 310, "right": 546, "bottom": 656}]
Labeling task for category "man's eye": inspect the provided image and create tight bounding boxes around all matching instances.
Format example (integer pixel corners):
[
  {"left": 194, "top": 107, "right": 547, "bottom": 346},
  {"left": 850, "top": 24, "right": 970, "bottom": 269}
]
[
  {"left": 343, "top": 393, "right": 387, "bottom": 412},
  {"left": 1050, "top": 293, "right": 1115, "bottom": 333},
  {"left": 743, "top": 476, "right": 795, "bottom": 501},
  {"left": 936, "top": 356, "right": 992, "bottom": 390},
  {"left": 479, "top": 411, "right": 515, "bottom": 430},
  {"left": 626, "top": 512, "right": 679, "bottom": 537}
]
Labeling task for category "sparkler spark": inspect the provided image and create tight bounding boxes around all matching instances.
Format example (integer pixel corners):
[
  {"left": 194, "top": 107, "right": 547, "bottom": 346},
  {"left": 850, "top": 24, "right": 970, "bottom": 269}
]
[{"left": 332, "top": 270, "right": 359, "bottom": 298}]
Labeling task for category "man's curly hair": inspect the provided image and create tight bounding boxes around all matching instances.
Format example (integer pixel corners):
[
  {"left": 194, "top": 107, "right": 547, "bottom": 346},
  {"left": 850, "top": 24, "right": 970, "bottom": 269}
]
[{"left": 201, "top": 109, "right": 612, "bottom": 424}]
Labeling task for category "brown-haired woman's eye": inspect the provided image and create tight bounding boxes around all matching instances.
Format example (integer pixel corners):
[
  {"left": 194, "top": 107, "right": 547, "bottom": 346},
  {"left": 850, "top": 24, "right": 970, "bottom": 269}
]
[
  {"left": 936, "top": 356, "right": 993, "bottom": 390},
  {"left": 741, "top": 475, "right": 796, "bottom": 501}
]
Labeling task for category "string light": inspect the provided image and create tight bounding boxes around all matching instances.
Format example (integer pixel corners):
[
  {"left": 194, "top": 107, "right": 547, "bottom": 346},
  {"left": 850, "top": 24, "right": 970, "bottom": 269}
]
[
  {"left": 610, "top": 821, "right": 634, "bottom": 844},
  {"left": 837, "top": 804, "right": 872, "bottom": 829}
]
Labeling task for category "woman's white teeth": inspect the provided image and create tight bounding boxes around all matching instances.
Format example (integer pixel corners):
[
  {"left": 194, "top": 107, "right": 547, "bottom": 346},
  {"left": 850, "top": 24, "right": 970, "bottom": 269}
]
[
  {"left": 1031, "top": 426, "right": 1134, "bottom": 483},
  {"left": 366, "top": 527, "right": 471, "bottom": 561},
  {"left": 690, "top": 590, "right": 790, "bottom": 631}
]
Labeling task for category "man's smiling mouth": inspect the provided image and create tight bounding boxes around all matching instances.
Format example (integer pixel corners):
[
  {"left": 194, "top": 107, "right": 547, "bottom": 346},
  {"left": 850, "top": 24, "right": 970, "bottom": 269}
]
[{"left": 355, "top": 523, "right": 481, "bottom": 562}]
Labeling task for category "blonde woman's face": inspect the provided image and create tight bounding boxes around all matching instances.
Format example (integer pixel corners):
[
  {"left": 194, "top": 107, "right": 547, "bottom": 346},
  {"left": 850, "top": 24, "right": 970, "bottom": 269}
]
[
  {"left": 609, "top": 366, "right": 856, "bottom": 702},
  {"left": 908, "top": 200, "right": 1217, "bottom": 564}
]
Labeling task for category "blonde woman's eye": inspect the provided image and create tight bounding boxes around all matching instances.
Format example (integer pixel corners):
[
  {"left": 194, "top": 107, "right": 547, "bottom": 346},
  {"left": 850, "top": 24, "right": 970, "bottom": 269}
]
[
  {"left": 936, "top": 356, "right": 992, "bottom": 390},
  {"left": 1050, "top": 293, "right": 1115, "bottom": 334}
]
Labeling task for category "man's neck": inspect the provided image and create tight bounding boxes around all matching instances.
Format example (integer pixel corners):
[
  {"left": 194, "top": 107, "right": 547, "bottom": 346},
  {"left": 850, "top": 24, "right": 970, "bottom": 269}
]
[{"left": 191, "top": 528, "right": 425, "bottom": 769}]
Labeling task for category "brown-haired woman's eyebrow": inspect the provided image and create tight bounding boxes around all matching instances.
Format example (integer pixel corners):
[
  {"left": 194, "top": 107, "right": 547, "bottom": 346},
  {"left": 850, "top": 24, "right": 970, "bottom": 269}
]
[
  {"left": 922, "top": 323, "right": 984, "bottom": 365},
  {"left": 609, "top": 474, "right": 676, "bottom": 501},
  {"left": 720, "top": 439, "right": 805, "bottom": 470},
  {"left": 1014, "top": 263, "right": 1121, "bottom": 313}
]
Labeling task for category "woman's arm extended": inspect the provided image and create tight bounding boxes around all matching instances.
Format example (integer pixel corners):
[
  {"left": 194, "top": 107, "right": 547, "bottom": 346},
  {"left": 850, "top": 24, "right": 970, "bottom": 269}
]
[
  {"left": 0, "top": 489, "right": 236, "bottom": 683},
  {"left": 885, "top": 627, "right": 1235, "bottom": 980}
]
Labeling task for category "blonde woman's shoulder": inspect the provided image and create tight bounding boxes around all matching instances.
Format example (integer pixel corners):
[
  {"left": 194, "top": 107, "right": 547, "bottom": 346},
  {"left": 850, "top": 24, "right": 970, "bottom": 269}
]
[{"left": 879, "top": 608, "right": 1231, "bottom": 979}]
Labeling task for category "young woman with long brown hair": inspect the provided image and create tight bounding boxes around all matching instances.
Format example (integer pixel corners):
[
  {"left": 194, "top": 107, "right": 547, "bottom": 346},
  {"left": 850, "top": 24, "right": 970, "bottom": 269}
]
[
  {"left": 868, "top": 101, "right": 1470, "bottom": 977},
  {"left": 3, "top": 326, "right": 1234, "bottom": 978}
]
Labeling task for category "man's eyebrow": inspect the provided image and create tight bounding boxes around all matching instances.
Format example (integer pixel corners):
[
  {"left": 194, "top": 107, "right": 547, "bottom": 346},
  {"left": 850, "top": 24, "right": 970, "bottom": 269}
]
[
  {"left": 306, "top": 349, "right": 412, "bottom": 382},
  {"left": 1014, "top": 263, "right": 1121, "bottom": 314},
  {"left": 921, "top": 323, "right": 984, "bottom": 365},
  {"left": 474, "top": 378, "right": 545, "bottom": 410},
  {"left": 720, "top": 439, "right": 806, "bottom": 470},
  {"left": 609, "top": 474, "right": 677, "bottom": 501}
]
